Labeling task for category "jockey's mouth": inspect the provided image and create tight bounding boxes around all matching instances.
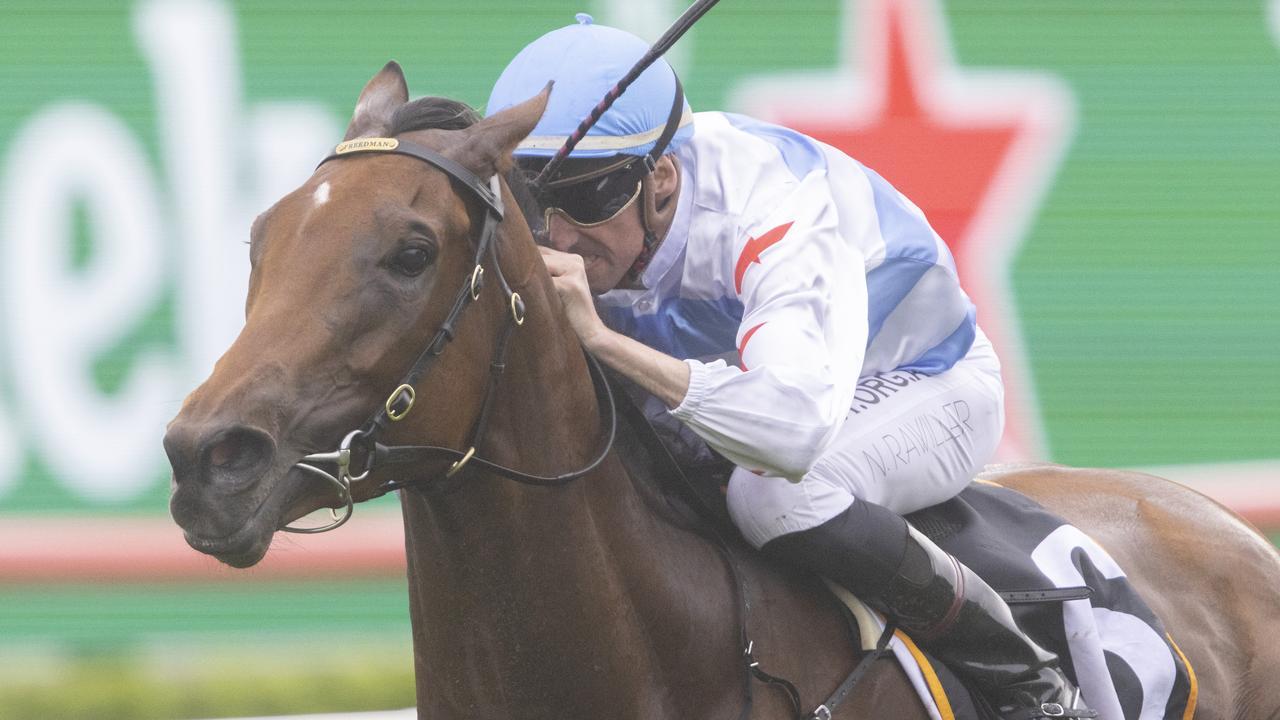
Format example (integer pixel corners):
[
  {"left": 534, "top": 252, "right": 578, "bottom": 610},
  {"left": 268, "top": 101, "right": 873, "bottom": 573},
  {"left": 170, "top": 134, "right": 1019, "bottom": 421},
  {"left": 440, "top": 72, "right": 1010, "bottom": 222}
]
[{"left": 579, "top": 251, "right": 604, "bottom": 271}]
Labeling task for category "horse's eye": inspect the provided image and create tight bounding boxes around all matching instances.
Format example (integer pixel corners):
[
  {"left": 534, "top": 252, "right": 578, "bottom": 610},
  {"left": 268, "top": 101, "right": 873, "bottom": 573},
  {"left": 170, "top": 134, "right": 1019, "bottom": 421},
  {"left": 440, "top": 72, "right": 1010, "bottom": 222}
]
[{"left": 390, "top": 245, "right": 435, "bottom": 277}]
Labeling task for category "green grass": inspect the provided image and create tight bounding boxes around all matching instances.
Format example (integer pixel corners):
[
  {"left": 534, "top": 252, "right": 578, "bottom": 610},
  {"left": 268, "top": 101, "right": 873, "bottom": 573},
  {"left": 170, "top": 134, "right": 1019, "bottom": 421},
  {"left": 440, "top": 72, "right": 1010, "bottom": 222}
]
[
  {"left": 0, "top": 580, "right": 417, "bottom": 719},
  {"left": 0, "top": 653, "right": 415, "bottom": 720},
  {"left": 0, "top": 580, "right": 411, "bottom": 645}
]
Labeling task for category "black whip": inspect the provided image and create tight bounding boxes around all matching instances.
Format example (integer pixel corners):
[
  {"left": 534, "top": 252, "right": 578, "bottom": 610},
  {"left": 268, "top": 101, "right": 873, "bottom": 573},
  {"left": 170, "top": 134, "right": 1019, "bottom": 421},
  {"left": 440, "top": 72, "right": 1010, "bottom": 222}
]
[{"left": 531, "top": 0, "right": 721, "bottom": 190}]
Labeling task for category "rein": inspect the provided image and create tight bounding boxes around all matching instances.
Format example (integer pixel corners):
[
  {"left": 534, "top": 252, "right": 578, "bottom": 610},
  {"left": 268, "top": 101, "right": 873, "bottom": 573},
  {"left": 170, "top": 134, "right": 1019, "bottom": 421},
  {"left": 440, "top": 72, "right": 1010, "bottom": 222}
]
[{"left": 282, "top": 136, "right": 616, "bottom": 534}]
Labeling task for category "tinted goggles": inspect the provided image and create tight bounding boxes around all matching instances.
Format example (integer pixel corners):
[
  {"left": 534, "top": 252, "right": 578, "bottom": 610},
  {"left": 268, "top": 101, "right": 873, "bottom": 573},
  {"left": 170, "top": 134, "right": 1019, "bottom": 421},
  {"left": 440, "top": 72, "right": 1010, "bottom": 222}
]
[{"left": 536, "top": 162, "right": 645, "bottom": 226}]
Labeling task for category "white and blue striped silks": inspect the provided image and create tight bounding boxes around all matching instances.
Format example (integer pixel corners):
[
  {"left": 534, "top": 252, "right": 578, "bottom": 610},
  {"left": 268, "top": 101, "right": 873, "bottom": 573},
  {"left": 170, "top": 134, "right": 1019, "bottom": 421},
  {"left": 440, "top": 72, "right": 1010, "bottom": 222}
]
[{"left": 595, "top": 111, "right": 981, "bottom": 482}]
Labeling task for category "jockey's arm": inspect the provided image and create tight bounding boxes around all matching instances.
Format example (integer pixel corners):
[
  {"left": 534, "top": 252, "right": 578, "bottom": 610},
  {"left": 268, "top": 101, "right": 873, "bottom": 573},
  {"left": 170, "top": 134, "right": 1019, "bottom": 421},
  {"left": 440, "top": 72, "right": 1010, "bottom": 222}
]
[
  {"left": 667, "top": 181, "right": 868, "bottom": 480},
  {"left": 581, "top": 327, "right": 692, "bottom": 410},
  {"left": 545, "top": 175, "right": 868, "bottom": 480},
  {"left": 538, "top": 249, "right": 693, "bottom": 409}
]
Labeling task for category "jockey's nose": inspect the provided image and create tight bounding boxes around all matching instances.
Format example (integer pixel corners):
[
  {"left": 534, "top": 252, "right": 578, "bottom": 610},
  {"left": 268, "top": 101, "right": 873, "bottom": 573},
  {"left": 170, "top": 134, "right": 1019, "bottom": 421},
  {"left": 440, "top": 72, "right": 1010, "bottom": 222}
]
[
  {"left": 545, "top": 213, "right": 583, "bottom": 253},
  {"left": 164, "top": 420, "right": 277, "bottom": 492}
]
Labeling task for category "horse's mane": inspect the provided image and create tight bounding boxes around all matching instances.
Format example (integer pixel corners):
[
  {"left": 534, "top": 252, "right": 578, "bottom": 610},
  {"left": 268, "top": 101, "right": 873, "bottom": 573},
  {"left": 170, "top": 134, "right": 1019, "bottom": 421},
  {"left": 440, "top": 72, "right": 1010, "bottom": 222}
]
[
  {"left": 389, "top": 96, "right": 480, "bottom": 134},
  {"left": 389, "top": 96, "right": 544, "bottom": 236}
]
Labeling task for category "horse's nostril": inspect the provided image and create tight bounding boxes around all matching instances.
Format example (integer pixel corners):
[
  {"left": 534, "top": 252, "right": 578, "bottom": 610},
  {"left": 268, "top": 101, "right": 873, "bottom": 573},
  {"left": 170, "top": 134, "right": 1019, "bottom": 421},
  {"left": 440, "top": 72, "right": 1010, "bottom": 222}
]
[{"left": 203, "top": 426, "right": 275, "bottom": 482}]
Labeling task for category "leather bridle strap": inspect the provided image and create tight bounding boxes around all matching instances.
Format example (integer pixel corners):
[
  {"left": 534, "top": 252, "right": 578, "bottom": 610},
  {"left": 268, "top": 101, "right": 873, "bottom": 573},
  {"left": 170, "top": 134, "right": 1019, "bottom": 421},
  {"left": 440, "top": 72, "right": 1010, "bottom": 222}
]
[
  {"left": 315, "top": 137, "right": 508, "bottom": 431},
  {"left": 284, "top": 136, "right": 617, "bottom": 533},
  {"left": 322, "top": 137, "right": 503, "bottom": 215},
  {"left": 369, "top": 349, "right": 617, "bottom": 494}
]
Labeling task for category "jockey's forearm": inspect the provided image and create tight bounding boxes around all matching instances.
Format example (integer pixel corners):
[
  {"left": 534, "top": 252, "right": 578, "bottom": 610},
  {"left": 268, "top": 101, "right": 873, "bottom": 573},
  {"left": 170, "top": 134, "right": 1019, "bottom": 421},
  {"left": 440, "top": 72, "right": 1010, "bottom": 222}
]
[{"left": 583, "top": 327, "right": 690, "bottom": 409}]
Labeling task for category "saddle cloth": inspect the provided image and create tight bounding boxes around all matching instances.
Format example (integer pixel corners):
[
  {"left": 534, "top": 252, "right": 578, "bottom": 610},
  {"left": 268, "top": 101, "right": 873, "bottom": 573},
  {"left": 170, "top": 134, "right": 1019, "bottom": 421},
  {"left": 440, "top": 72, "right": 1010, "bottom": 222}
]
[{"left": 868, "top": 480, "right": 1200, "bottom": 720}]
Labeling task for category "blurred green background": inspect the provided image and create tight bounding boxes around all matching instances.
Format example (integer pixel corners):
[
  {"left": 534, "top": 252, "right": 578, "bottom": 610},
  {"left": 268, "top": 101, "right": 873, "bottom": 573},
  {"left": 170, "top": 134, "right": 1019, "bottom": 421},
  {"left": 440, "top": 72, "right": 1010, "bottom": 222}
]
[{"left": 0, "top": 0, "right": 1276, "bottom": 717}]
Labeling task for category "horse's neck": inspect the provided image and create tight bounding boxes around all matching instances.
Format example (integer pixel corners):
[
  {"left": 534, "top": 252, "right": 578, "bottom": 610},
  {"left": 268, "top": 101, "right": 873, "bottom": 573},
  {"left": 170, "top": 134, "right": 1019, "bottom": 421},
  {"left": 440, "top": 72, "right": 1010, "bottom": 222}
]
[{"left": 398, "top": 269, "right": 740, "bottom": 717}]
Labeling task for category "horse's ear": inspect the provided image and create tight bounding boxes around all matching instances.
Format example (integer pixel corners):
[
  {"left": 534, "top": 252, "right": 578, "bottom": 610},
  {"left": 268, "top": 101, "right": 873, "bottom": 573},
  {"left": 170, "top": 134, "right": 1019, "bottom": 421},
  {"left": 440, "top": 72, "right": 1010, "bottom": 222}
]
[
  {"left": 449, "top": 84, "right": 551, "bottom": 179},
  {"left": 343, "top": 61, "right": 410, "bottom": 141}
]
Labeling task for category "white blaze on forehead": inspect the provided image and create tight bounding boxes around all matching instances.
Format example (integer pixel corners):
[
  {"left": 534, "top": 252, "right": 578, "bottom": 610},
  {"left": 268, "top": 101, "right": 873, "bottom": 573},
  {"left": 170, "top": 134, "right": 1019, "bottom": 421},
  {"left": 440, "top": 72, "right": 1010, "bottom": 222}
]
[{"left": 313, "top": 181, "right": 331, "bottom": 205}]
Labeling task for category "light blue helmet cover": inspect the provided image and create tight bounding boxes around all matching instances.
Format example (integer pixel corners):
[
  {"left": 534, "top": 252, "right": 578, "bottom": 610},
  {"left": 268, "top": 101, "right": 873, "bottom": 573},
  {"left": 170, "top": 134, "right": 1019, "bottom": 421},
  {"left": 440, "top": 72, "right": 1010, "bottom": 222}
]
[{"left": 486, "top": 13, "right": 693, "bottom": 159}]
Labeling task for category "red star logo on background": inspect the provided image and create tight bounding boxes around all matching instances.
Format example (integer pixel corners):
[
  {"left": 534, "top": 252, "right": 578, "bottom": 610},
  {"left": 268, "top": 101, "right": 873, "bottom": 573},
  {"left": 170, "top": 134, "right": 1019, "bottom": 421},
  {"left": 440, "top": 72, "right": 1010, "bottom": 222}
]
[{"left": 730, "top": 0, "right": 1076, "bottom": 461}]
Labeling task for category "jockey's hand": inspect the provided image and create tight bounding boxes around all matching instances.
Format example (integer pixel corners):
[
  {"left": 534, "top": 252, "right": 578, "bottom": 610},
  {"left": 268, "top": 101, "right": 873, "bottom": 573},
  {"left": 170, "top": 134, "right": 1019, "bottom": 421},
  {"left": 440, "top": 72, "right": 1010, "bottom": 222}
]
[
  {"left": 538, "top": 246, "right": 691, "bottom": 408},
  {"left": 539, "top": 246, "right": 608, "bottom": 350}
]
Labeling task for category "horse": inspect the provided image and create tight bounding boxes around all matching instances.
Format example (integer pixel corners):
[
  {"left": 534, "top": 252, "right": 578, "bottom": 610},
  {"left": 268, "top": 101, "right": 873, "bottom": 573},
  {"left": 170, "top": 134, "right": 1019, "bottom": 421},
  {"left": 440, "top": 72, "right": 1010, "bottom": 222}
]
[{"left": 163, "top": 62, "right": 1280, "bottom": 719}]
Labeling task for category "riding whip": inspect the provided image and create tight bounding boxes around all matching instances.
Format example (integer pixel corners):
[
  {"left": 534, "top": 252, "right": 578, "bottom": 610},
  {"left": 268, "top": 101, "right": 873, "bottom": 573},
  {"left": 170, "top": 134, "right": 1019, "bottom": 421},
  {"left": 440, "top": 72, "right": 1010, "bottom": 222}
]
[{"left": 530, "top": 0, "right": 722, "bottom": 190}]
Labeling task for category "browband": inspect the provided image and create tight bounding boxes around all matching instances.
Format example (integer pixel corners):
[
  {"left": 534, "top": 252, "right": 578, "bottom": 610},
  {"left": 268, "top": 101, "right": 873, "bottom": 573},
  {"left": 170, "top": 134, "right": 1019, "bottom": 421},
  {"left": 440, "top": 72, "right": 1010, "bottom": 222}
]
[{"left": 319, "top": 137, "right": 503, "bottom": 219}]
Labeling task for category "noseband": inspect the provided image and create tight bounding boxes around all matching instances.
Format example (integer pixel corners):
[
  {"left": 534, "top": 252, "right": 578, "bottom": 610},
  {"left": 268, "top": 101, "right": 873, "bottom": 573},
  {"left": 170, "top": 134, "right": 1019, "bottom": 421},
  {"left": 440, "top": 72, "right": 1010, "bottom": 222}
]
[{"left": 283, "top": 136, "right": 617, "bottom": 533}]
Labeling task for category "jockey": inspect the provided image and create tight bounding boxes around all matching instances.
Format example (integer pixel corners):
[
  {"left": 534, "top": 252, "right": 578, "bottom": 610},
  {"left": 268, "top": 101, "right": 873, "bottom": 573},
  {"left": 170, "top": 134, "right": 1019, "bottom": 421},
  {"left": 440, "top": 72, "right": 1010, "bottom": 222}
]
[{"left": 488, "top": 15, "right": 1092, "bottom": 720}]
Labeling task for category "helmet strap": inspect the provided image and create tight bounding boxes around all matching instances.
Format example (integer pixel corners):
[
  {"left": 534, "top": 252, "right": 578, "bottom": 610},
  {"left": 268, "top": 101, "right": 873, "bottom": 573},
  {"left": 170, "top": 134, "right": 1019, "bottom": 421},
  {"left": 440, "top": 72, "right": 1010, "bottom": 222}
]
[
  {"left": 621, "top": 77, "right": 686, "bottom": 287},
  {"left": 621, "top": 175, "right": 660, "bottom": 287},
  {"left": 641, "top": 75, "right": 686, "bottom": 173}
]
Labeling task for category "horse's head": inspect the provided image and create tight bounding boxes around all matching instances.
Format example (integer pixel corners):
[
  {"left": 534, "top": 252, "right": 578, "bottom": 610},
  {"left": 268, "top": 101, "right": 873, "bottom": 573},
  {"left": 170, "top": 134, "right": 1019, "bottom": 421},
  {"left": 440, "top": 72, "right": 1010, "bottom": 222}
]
[{"left": 164, "top": 62, "right": 549, "bottom": 567}]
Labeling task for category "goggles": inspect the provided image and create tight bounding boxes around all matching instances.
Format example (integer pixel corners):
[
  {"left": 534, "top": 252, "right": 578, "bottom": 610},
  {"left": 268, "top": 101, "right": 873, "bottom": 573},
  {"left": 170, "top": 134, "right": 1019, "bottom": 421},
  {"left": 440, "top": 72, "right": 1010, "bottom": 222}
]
[
  {"left": 522, "top": 74, "right": 685, "bottom": 231},
  {"left": 535, "top": 160, "right": 646, "bottom": 227}
]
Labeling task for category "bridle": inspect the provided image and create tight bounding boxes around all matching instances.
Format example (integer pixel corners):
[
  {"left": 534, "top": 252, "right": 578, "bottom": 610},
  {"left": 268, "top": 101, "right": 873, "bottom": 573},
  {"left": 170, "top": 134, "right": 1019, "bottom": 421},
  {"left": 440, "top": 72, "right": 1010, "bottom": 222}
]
[{"left": 282, "top": 136, "right": 617, "bottom": 534}]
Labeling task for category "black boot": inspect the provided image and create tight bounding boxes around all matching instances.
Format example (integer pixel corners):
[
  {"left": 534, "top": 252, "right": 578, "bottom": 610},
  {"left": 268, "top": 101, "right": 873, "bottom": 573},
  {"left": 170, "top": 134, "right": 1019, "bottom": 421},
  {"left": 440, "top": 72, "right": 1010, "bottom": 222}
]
[
  {"left": 761, "top": 500, "right": 1095, "bottom": 720},
  {"left": 884, "top": 525, "right": 1094, "bottom": 719}
]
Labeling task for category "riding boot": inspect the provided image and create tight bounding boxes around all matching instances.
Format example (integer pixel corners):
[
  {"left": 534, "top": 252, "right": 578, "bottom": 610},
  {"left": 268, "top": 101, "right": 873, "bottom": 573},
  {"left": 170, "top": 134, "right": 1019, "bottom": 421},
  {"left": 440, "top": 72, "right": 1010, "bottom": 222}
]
[{"left": 761, "top": 500, "right": 1096, "bottom": 720}]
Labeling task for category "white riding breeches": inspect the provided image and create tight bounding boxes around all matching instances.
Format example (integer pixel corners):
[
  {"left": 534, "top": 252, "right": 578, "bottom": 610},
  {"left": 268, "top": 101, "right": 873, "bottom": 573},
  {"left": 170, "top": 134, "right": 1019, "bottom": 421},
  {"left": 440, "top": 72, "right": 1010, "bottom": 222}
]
[{"left": 726, "top": 330, "right": 1005, "bottom": 549}]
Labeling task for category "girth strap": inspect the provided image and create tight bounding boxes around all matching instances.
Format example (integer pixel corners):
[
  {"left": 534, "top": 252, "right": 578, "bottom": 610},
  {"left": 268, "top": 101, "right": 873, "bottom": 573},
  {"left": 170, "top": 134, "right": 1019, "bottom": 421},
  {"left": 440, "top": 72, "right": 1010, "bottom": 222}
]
[{"left": 805, "top": 622, "right": 898, "bottom": 720}]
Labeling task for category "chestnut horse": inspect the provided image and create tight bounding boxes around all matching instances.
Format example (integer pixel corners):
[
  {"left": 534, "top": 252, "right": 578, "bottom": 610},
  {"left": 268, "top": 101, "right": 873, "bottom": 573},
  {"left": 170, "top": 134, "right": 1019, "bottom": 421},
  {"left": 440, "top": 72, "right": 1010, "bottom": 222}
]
[{"left": 164, "top": 63, "right": 1280, "bottom": 719}]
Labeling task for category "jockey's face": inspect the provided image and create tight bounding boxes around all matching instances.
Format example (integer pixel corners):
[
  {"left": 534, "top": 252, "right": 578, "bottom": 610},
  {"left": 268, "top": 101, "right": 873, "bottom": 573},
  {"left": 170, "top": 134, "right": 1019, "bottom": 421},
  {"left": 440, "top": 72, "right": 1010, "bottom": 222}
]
[
  {"left": 543, "top": 155, "right": 679, "bottom": 294},
  {"left": 544, "top": 188, "right": 647, "bottom": 293}
]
